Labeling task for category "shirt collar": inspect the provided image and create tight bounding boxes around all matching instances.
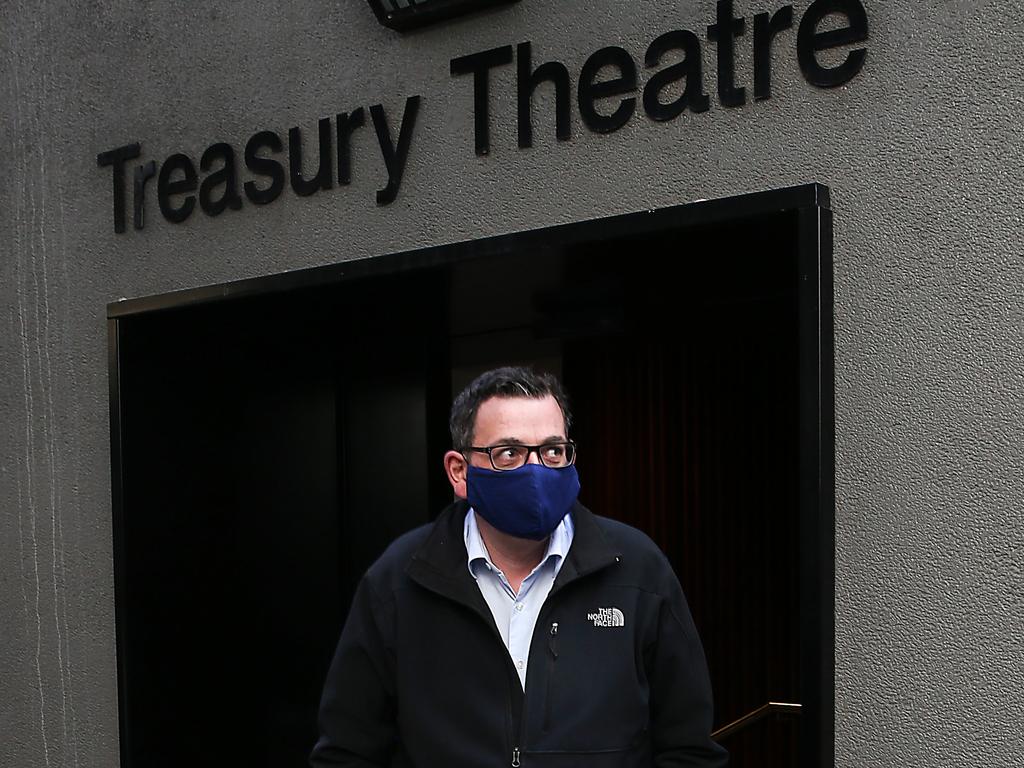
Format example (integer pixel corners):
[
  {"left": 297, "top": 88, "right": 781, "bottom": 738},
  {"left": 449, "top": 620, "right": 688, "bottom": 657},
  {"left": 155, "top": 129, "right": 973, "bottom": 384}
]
[{"left": 464, "top": 508, "right": 574, "bottom": 580}]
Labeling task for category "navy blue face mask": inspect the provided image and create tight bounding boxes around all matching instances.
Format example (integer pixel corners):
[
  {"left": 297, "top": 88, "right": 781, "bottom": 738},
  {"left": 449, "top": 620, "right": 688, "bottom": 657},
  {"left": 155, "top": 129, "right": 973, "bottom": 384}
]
[{"left": 467, "top": 463, "right": 581, "bottom": 541}]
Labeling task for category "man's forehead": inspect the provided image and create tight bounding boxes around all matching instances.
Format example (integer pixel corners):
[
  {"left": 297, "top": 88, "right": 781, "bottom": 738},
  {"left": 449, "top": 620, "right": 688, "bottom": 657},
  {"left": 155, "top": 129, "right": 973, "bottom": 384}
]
[
  {"left": 473, "top": 394, "right": 566, "bottom": 438},
  {"left": 476, "top": 393, "right": 561, "bottom": 414}
]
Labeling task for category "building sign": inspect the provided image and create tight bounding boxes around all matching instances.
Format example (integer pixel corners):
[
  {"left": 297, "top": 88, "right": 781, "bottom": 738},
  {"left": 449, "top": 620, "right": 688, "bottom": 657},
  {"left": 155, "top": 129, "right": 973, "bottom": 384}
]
[
  {"left": 96, "top": 0, "right": 868, "bottom": 234},
  {"left": 367, "top": 0, "right": 520, "bottom": 32}
]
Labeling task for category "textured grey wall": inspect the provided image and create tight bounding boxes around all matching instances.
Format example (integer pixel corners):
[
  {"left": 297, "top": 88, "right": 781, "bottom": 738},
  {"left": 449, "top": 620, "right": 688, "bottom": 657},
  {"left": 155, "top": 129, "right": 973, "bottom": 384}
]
[{"left": 2, "top": 1, "right": 1021, "bottom": 766}]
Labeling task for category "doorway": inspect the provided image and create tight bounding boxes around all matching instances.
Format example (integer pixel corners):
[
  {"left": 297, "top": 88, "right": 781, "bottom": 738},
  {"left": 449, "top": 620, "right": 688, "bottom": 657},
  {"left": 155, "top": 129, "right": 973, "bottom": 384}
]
[{"left": 109, "top": 184, "right": 833, "bottom": 768}]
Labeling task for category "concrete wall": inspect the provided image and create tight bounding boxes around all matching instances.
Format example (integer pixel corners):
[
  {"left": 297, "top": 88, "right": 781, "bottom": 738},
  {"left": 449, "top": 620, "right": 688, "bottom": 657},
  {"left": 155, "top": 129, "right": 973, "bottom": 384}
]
[{"left": 2, "top": 1, "right": 1021, "bottom": 766}]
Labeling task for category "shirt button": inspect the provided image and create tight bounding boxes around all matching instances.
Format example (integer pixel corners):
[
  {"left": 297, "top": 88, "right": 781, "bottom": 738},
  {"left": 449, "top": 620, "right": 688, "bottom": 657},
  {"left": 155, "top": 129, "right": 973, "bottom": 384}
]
[
  {"left": 516, "top": 660, "right": 525, "bottom": 669},
  {"left": 514, "top": 604, "right": 524, "bottom": 612}
]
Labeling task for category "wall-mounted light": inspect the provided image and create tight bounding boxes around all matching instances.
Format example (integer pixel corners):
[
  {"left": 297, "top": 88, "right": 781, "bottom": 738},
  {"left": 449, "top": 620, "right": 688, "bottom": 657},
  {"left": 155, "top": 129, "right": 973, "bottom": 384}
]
[{"left": 366, "top": 0, "right": 521, "bottom": 32}]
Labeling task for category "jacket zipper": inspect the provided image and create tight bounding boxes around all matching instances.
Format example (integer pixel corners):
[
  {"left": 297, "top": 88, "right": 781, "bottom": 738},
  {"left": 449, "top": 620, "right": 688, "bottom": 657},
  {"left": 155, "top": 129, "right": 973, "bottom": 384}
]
[
  {"left": 509, "top": 637, "right": 525, "bottom": 768},
  {"left": 542, "top": 621, "right": 559, "bottom": 732},
  {"left": 509, "top": 669, "right": 523, "bottom": 767},
  {"left": 513, "top": 619, "right": 559, "bottom": 765}
]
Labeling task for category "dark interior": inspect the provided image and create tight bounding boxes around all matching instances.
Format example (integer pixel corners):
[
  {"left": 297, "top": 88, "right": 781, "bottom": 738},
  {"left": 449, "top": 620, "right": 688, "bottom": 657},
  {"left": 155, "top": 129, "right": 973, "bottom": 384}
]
[{"left": 113, "top": 207, "right": 806, "bottom": 768}]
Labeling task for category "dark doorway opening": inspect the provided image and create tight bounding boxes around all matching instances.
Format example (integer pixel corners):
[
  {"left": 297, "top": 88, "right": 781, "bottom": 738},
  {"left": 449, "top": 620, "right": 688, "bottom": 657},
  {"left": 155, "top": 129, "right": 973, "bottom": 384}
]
[{"left": 109, "top": 185, "right": 833, "bottom": 768}]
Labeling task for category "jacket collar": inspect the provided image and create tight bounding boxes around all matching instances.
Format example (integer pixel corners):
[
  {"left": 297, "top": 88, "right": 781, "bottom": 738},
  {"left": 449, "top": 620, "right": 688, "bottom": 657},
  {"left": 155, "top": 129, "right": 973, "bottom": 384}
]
[
  {"left": 406, "top": 498, "right": 622, "bottom": 609},
  {"left": 464, "top": 509, "right": 574, "bottom": 581}
]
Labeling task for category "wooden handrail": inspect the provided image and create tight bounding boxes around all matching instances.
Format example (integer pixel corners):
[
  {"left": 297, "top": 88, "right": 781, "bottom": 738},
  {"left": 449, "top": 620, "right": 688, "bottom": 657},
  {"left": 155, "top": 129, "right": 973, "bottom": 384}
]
[{"left": 712, "top": 701, "right": 802, "bottom": 741}]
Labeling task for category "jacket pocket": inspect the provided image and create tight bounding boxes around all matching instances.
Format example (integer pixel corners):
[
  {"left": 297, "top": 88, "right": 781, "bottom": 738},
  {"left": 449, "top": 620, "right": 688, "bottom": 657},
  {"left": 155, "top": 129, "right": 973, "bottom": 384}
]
[{"left": 530, "top": 607, "right": 648, "bottom": 753}]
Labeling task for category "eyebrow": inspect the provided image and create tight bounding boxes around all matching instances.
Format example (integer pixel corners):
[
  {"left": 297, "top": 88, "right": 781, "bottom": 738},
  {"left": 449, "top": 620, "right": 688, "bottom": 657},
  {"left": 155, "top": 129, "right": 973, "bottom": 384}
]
[{"left": 490, "top": 435, "right": 567, "bottom": 445}]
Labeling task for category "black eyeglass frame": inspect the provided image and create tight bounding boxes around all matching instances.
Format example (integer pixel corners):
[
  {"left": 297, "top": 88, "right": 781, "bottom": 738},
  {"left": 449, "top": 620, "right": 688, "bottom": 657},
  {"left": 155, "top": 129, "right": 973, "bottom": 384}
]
[{"left": 465, "top": 440, "right": 577, "bottom": 471}]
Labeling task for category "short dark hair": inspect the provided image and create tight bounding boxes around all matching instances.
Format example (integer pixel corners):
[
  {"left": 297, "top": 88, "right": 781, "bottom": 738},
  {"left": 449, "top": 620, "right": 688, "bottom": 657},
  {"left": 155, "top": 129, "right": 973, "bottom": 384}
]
[{"left": 449, "top": 366, "right": 572, "bottom": 451}]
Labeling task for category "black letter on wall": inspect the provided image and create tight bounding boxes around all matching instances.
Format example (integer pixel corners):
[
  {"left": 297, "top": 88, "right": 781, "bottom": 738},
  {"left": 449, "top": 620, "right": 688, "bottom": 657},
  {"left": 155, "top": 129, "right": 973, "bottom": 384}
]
[
  {"left": 289, "top": 118, "right": 333, "bottom": 197},
  {"left": 450, "top": 46, "right": 514, "bottom": 156},
  {"left": 370, "top": 95, "right": 421, "bottom": 206},
  {"left": 336, "top": 108, "right": 366, "bottom": 185},
  {"left": 753, "top": 6, "right": 794, "bottom": 100},
  {"left": 707, "top": 0, "right": 747, "bottom": 107},
  {"left": 643, "top": 30, "right": 710, "bottom": 121},
  {"left": 578, "top": 46, "right": 637, "bottom": 134},
  {"left": 244, "top": 131, "right": 285, "bottom": 205},
  {"left": 517, "top": 42, "right": 572, "bottom": 149},
  {"left": 798, "top": 0, "right": 869, "bottom": 87},
  {"left": 157, "top": 153, "right": 198, "bottom": 224},
  {"left": 133, "top": 160, "right": 156, "bottom": 230},
  {"left": 97, "top": 143, "right": 141, "bottom": 234},
  {"left": 199, "top": 143, "right": 243, "bottom": 217}
]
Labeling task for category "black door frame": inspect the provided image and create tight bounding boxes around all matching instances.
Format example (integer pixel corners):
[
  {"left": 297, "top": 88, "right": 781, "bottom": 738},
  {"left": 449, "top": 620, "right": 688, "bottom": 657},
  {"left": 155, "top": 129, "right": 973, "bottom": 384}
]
[{"left": 108, "top": 183, "right": 834, "bottom": 768}]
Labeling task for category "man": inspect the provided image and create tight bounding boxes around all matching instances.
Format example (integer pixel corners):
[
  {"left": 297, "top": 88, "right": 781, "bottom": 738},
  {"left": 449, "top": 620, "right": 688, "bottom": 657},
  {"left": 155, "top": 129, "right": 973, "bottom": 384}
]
[{"left": 311, "top": 367, "right": 727, "bottom": 767}]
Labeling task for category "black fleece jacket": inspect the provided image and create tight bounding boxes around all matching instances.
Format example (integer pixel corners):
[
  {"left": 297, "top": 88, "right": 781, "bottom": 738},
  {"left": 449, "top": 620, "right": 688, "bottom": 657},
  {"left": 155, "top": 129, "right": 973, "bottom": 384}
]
[{"left": 310, "top": 500, "right": 728, "bottom": 768}]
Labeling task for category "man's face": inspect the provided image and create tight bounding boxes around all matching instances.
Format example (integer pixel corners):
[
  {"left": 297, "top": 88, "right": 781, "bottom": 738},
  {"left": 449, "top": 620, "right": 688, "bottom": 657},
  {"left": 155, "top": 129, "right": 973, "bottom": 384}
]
[{"left": 445, "top": 394, "right": 568, "bottom": 498}]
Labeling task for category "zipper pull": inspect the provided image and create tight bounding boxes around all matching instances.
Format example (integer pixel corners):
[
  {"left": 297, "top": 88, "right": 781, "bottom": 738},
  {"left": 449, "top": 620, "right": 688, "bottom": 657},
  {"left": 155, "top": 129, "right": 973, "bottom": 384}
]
[
  {"left": 549, "top": 622, "right": 559, "bottom": 659},
  {"left": 512, "top": 746, "right": 521, "bottom": 767}
]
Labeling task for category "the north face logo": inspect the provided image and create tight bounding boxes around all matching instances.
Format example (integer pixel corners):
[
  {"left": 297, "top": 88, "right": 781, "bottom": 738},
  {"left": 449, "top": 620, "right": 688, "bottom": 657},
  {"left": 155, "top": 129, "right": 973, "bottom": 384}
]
[{"left": 587, "top": 607, "right": 625, "bottom": 627}]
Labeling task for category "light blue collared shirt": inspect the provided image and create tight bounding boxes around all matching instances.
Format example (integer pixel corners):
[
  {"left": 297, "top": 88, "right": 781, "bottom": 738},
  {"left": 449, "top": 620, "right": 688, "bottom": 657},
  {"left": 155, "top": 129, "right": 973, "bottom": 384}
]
[{"left": 464, "top": 509, "right": 574, "bottom": 690}]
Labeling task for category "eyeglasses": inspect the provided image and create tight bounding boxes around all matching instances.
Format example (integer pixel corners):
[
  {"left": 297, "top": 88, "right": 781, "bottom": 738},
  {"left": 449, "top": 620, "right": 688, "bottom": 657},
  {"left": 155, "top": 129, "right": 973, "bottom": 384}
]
[{"left": 467, "top": 441, "right": 577, "bottom": 471}]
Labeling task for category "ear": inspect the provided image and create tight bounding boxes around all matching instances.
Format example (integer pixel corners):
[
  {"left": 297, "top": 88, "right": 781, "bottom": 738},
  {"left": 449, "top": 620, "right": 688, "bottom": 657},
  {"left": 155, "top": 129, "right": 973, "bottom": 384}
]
[{"left": 444, "top": 450, "right": 469, "bottom": 499}]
